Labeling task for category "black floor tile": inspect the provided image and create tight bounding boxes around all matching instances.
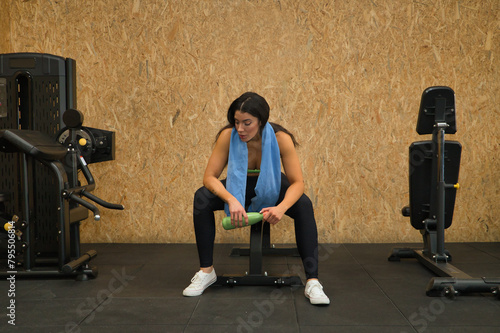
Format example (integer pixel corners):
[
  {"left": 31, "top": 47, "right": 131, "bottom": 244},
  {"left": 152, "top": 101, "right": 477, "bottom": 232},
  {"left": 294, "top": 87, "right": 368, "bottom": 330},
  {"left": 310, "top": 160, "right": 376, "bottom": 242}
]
[
  {"left": 189, "top": 296, "right": 299, "bottom": 330},
  {"left": 424, "top": 327, "right": 500, "bottom": 333},
  {"left": 1, "top": 242, "right": 499, "bottom": 332},
  {"left": 6, "top": 298, "right": 93, "bottom": 327},
  {"left": 80, "top": 297, "right": 198, "bottom": 326},
  {"left": 467, "top": 242, "right": 500, "bottom": 259},
  {"left": 299, "top": 326, "right": 414, "bottom": 333},
  {"left": 293, "top": 277, "right": 409, "bottom": 326},
  {"left": 14, "top": 264, "right": 143, "bottom": 300},
  {"left": 78, "top": 325, "right": 185, "bottom": 333},
  {"left": 400, "top": 296, "right": 500, "bottom": 328}
]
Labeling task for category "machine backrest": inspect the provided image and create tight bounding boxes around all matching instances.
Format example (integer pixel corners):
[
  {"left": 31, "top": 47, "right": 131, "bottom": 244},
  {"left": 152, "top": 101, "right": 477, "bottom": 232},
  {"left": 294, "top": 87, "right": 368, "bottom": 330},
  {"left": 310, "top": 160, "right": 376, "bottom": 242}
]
[
  {"left": 416, "top": 86, "right": 457, "bottom": 135},
  {"left": 408, "top": 140, "right": 461, "bottom": 230}
]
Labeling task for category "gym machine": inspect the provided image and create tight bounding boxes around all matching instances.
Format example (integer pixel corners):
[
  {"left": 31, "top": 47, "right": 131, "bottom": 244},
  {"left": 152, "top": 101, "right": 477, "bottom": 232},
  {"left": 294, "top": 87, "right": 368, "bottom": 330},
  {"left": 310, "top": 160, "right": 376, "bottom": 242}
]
[
  {"left": 389, "top": 86, "right": 500, "bottom": 299},
  {"left": 0, "top": 53, "right": 123, "bottom": 280}
]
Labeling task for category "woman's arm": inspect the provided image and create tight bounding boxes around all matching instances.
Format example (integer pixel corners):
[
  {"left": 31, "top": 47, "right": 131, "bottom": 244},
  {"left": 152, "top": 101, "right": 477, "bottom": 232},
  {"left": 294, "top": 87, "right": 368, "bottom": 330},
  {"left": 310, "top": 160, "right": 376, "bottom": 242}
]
[
  {"left": 202, "top": 128, "right": 248, "bottom": 225},
  {"left": 260, "top": 131, "right": 304, "bottom": 224}
]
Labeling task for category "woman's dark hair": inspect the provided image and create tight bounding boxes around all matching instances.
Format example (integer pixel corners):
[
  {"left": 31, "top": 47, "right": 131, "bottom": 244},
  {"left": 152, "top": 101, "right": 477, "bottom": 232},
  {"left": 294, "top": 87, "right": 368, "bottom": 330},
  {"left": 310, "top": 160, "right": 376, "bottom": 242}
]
[{"left": 215, "top": 92, "right": 299, "bottom": 146}]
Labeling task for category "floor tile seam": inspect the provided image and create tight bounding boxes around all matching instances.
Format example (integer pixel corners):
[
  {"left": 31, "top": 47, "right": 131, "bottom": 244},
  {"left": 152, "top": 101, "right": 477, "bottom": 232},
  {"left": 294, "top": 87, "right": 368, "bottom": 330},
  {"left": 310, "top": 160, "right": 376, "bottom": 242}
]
[
  {"left": 297, "top": 324, "right": 418, "bottom": 327},
  {"left": 110, "top": 295, "right": 201, "bottom": 299},
  {"left": 186, "top": 322, "right": 301, "bottom": 326},
  {"left": 81, "top": 295, "right": 201, "bottom": 300},
  {"left": 16, "top": 297, "right": 103, "bottom": 301},
  {"left": 184, "top": 296, "right": 202, "bottom": 330},
  {"left": 15, "top": 295, "right": 200, "bottom": 305},
  {"left": 44, "top": 264, "right": 145, "bottom": 302},
  {"left": 488, "top": 298, "right": 500, "bottom": 308},
  {"left": 420, "top": 324, "right": 500, "bottom": 328},
  {"left": 342, "top": 243, "right": 419, "bottom": 332},
  {"left": 15, "top": 295, "right": 194, "bottom": 301},
  {"left": 9, "top": 324, "right": 187, "bottom": 327},
  {"left": 179, "top": 296, "right": 297, "bottom": 300},
  {"left": 466, "top": 243, "right": 500, "bottom": 261},
  {"left": 66, "top": 296, "right": 107, "bottom": 329}
]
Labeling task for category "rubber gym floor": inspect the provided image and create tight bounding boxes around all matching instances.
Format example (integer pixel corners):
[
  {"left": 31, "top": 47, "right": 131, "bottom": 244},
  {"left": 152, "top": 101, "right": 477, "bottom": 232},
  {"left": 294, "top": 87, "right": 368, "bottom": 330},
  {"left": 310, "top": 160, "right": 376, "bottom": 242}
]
[{"left": 2, "top": 242, "right": 499, "bottom": 332}]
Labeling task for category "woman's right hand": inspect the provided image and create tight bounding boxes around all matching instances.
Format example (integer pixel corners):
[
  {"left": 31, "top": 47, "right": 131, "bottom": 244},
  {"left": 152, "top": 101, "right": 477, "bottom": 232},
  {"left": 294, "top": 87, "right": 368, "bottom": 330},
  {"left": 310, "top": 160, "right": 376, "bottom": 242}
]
[{"left": 227, "top": 198, "right": 248, "bottom": 228}]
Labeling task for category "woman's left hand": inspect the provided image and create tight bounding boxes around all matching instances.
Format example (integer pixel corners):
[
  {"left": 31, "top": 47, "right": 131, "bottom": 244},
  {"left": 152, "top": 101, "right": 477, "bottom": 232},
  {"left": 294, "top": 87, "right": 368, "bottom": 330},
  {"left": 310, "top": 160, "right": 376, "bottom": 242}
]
[{"left": 260, "top": 207, "right": 285, "bottom": 225}]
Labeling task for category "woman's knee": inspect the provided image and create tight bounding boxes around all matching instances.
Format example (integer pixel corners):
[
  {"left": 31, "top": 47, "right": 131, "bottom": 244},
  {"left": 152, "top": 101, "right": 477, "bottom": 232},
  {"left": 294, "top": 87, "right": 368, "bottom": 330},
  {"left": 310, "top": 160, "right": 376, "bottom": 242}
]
[
  {"left": 193, "top": 187, "right": 215, "bottom": 215},
  {"left": 194, "top": 186, "right": 226, "bottom": 215},
  {"left": 286, "top": 194, "right": 315, "bottom": 220},
  {"left": 295, "top": 194, "right": 314, "bottom": 212}
]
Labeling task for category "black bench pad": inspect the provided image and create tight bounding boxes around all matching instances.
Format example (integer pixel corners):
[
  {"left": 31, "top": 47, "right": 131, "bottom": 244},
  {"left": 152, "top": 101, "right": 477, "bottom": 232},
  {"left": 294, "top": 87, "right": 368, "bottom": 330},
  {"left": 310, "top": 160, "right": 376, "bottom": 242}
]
[{"left": 0, "top": 129, "right": 67, "bottom": 160}]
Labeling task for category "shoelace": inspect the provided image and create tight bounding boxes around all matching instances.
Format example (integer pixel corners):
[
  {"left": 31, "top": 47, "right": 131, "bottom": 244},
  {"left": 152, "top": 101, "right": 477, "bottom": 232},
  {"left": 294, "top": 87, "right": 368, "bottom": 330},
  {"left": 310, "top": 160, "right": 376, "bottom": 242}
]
[
  {"left": 190, "top": 271, "right": 211, "bottom": 287},
  {"left": 307, "top": 283, "right": 323, "bottom": 296},
  {"left": 191, "top": 272, "right": 202, "bottom": 283}
]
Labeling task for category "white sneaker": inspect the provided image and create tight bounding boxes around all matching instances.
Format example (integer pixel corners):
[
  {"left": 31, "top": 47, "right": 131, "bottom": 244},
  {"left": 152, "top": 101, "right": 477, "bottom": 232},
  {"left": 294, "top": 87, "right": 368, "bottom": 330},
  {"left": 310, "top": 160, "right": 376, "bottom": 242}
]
[
  {"left": 304, "top": 280, "right": 330, "bottom": 305},
  {"left": 183, "top": 269, "right": 217, "bottom": 296}
]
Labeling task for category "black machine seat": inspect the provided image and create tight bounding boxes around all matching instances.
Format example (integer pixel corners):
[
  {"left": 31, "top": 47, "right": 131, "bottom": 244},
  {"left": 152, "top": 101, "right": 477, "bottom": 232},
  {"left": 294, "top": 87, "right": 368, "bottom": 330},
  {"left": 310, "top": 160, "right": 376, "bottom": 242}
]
[{"left": 0, "top": 129, "right": 67, "bottom": 160}]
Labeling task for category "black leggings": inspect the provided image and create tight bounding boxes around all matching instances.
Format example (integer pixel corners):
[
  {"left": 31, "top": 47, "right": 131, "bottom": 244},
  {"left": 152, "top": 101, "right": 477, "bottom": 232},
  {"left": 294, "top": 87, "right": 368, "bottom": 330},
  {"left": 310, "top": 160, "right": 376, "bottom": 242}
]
[{"left": 193, "top": 173, "right": 319, "bottom": 279}]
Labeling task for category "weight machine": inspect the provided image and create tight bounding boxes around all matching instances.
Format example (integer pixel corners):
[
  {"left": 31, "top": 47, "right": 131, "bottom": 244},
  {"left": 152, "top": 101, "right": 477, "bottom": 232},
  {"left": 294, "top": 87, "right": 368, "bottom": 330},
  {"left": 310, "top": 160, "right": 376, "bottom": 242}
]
[
  {"left": 389, "top": 86, "right": 500, "bottom": 299},
  {"left": 0, "top": 53, "right": 123, "bottom": 280}
]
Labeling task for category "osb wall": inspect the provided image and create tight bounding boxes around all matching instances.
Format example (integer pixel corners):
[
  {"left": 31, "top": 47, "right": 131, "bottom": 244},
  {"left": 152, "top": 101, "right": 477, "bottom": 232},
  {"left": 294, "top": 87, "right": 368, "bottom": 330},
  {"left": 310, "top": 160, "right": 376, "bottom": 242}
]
[{"left": 2, "top": 0, "right": 498, "bottom": 244}]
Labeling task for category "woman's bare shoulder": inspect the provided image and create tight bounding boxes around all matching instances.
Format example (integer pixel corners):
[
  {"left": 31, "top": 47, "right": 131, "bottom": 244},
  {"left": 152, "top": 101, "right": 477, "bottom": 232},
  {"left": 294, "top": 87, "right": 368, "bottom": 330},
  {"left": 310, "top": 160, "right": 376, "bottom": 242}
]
[
  {"left": 275, "top": 131, "right": 294, "bottom": 147},
  {"left": 216, "top": 127, "right": 232, "bottom": 142},
  {"left": 220, "top": 127, "right": 233, "bottom": 137},
  {"left": 213, "top": 127, "right": 233, "bottom": 151}
]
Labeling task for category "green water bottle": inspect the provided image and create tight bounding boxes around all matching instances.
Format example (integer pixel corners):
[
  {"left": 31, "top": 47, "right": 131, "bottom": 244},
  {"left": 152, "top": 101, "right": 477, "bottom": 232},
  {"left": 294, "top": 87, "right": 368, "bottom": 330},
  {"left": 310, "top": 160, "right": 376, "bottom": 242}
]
[{"left": 222, "top": 212, "right": 263, "bottom": 230}]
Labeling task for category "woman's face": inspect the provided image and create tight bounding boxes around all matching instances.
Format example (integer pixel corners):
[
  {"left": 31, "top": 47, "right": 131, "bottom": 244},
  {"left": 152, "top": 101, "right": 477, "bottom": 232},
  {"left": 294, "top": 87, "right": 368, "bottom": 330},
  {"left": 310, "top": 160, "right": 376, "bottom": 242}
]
[{"left": 234, "top": 111, "right": 261, "bottom": 142}]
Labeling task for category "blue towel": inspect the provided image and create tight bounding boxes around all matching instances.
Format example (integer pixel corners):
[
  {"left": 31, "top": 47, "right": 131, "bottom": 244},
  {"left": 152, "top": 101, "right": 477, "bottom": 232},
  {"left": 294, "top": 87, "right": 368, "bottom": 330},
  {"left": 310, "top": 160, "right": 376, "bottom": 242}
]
[{"left": 224, "top": 122, "right": 281, "bottom": 215}]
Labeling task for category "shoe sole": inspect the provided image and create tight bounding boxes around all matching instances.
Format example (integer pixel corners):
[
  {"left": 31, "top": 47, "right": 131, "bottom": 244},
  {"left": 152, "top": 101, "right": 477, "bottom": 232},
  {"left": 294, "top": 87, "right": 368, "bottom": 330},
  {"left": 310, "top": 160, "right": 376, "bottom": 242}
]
[
  {"left": 308, "top": 297, "right": 330, "bottom": 305},
  {"left": 183, "top": 275, "right": 217, "bottom": 297},
  {"left": 305, "top": 294, "right": 330, "bottom": 305}
]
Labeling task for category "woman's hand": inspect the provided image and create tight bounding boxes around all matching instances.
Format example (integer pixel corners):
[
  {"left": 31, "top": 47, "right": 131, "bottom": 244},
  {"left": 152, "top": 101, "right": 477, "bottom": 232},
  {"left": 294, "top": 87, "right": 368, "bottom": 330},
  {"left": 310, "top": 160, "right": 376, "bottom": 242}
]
[
  {"left": 260, "top": 206, "right": 285, "bottom": 225},
  {"left": 227, "top": 198, "right": 248, "bottom": 227}
]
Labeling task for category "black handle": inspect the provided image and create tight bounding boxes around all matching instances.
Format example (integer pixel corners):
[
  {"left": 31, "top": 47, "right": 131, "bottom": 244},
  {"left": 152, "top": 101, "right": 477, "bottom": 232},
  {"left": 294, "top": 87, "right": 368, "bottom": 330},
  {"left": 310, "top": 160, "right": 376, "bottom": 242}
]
[
  {"left": 81, "top": 190, "right": 124, "bottom": 210},
  {"left": 67, "top": 193, "right": 101, "bottom": 220},
  {"left": 62, "top": 250, "right": 97, "bottom": 274}
]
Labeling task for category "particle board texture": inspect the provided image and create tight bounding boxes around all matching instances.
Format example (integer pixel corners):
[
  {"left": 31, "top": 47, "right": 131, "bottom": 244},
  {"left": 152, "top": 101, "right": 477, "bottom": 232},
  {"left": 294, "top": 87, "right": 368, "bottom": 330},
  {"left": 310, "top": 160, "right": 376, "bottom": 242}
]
[
  {"left": 3, "top": 0, "right": 499, "bottom": 244},
  {"left": 0, "top": 1, "right": 11, "bottom": 53}
]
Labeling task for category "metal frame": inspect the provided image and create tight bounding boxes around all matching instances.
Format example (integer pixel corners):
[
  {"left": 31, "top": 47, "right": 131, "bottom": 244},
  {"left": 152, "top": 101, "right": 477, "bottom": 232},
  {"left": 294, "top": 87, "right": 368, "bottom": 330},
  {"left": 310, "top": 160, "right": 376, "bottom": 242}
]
[
  {"left": 0, "top": 53, "right": 122, "bottom": 280},
  {"left": 389, "top": 86, "right": 500, "bottom": 299},
  {"left": 217, "top": 221, "right": 302, "bottom": 287}
]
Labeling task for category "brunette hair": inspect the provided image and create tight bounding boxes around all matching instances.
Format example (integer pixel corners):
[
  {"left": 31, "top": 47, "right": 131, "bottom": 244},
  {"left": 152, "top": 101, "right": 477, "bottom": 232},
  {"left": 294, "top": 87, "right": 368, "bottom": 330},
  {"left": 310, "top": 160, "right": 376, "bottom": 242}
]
[{"left": 215, "top": 92, "right": 299, "bottom": 146}]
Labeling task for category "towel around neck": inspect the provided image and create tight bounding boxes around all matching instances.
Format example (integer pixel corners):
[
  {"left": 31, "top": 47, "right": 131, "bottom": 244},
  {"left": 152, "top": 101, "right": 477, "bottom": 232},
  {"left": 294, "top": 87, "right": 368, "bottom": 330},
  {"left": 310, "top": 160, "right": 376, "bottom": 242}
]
[{"left": 224, "top": 122, "right": 281, "bottom": 216}]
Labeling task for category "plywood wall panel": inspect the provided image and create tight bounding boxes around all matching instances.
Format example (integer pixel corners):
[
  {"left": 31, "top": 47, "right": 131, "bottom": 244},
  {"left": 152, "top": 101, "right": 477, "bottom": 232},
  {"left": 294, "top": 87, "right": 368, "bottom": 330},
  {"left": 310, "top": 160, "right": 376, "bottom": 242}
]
[
  {"left": 0, "top": 1, "right": 11, "bottom": 53},
  {"left": 4, "top": 0, "right": 498, "bottom": 244}
]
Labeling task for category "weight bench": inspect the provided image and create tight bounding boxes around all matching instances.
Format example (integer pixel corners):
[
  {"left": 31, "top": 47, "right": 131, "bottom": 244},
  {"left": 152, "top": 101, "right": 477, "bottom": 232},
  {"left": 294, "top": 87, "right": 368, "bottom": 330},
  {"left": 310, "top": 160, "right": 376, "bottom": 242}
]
[
  {"left": 229, "top": 221, "right": 300, "bottom": 257},
  {"left": 216, "top": 215, "right": 302, "bottom": 287},
  {"left": 389, "top": 86, "right": 500, "bottom": 299}
]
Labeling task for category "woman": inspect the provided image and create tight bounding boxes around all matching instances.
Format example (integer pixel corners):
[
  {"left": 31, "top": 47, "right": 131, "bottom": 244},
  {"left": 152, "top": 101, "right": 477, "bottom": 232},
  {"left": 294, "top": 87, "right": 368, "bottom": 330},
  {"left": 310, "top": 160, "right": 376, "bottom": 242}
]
[{"left": 183, "top": 92, "right": 329, "bottom": 305}]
